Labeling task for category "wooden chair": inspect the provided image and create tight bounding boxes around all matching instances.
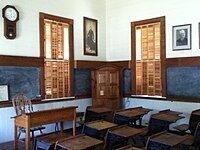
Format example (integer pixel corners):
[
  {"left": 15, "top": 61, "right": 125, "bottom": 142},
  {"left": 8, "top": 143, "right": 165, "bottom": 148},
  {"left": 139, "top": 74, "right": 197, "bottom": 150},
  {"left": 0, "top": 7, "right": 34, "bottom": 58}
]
[
  {"left": 174, "top": 109, "right": 200, "bottom": 135},
  {"left": 180, "top": 122, "right": 200, "bottom": 150},
  {"left": 12, "top": 93, "right": 45, "bottom": 148}
]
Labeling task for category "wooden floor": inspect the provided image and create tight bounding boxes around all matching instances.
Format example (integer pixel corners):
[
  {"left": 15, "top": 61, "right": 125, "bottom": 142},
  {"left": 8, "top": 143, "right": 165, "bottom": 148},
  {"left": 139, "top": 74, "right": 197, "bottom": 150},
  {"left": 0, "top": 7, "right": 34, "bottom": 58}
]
[
  {"left": 0, "top": 128, "right": 82, "bottom": 150},
  {"left": 0, "top": 141, "right": 26, "bottom": 150}
]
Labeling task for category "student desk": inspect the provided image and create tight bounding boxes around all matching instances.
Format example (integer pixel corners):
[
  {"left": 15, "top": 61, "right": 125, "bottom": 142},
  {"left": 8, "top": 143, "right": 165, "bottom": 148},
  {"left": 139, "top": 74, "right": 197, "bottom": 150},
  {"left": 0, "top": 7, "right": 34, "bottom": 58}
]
[
  {"left": 152, "top": 113, "right": 184, "bottom": 123},
  {"left": 87, "top": 107, "right": 112, "bottom": 114},
  {"left": 116, "top": 145, "right": 142, "bottom": 150},
  {"left": 83, "top": 120, "right": 117, "bottom": 139},
  {"left": 115, "top": 107, "right": 152, "bottom": 126},
  {"left": 193, "top": 109, "right": 200, "bottom": 116},
  {"left": 55, "top": 134, "right": 103, "bottom": 150},
  {"left": 159, "top": 109, "right": 183, "bottom": 116},
  {"left": 86, "top": 107, "right": 113, "bottom": 122},
  {"left": 150, "top": 131, "right": 189, "bottom": 147},
  {"left": 85, "top": 120, "right": 117, "bottom": 131},
  {"left": 36, "top": 132, "right": 69, "bottom": 150},
  {"left": 109, "top": 125, "right": 145, "bottom": 138},
  {"left": 14, "top": 106, "right": 77, "bottom": 150}
]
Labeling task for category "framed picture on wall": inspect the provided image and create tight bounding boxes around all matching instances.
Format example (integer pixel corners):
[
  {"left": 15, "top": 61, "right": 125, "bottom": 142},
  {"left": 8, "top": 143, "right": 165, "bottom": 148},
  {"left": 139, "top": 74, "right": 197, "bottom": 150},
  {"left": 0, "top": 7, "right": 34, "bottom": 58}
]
[
  {"left": 172, "top": 24, "right": 191, "bottom": 50},
  {"left": 0, "top": 84, "right": 9, "bottom": 101},
  {"left": 199, "top": 23, "right": 200, "bottom": 49},
  {"left": 83, "top": 17, "right": 98, "bottom": 56}
]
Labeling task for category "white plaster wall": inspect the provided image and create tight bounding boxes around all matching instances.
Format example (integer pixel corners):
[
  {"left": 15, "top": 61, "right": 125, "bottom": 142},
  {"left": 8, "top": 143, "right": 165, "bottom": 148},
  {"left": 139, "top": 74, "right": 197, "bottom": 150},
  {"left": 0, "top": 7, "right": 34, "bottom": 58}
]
[
  {"left": 0, "top": 0, "right": 106, "bottom": 60},
  {"left": 124, "top": 98, "right": 200, "bottom": 129},
  {"left": 106, "top": 0, "right": 200, "bottom": 61},
  {"left": 0, "top": 98, "right": 92, "bottom": 143}
]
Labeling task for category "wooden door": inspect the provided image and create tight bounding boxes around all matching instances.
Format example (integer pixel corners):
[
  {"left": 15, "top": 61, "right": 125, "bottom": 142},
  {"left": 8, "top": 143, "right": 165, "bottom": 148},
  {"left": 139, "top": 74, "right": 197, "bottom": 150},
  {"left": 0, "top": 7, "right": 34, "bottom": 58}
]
[{"left": 92, "top": 66, "right": 121, "bottom": 109}]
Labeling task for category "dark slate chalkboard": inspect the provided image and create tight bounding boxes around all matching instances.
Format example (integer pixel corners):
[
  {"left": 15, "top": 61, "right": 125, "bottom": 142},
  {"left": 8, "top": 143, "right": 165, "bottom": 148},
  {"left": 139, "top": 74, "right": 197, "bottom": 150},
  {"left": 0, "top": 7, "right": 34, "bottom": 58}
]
[
  {"left": 0, "top": 66, "right": 40, "bottom": 100},
  {"left": 74, "top": 68, "right": 91, "bottom": 96},
  {"left": 123, "top": 69, "right": 132, "bottom": 95},
  {"left": 167, "top": 67, "right": 200, "bottom": 98}
]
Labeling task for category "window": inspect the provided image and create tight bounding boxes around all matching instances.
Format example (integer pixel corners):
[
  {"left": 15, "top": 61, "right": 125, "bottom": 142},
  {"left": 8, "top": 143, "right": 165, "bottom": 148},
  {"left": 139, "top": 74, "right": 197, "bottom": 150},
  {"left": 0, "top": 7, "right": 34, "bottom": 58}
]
[
  {"left": 40, "top": 13, "right": 74, "bottom": 99},
  {"left": 131, "top": 17, "right": 166, "bottom": 97}
]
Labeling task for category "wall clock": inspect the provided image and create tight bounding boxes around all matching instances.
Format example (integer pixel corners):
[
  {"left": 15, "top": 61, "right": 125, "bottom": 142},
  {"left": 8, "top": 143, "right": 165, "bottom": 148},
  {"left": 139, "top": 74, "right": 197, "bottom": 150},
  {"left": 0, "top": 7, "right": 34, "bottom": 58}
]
[{"left": 2, "top": 5, "right": 19, "bottom": 39}]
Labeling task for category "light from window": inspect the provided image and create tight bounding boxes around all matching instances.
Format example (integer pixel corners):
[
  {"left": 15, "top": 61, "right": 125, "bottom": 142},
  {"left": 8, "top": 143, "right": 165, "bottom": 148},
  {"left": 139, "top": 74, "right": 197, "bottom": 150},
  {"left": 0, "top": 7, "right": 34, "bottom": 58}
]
[{"left": 135, "top": 23, "right": 162, "bottom": 96}]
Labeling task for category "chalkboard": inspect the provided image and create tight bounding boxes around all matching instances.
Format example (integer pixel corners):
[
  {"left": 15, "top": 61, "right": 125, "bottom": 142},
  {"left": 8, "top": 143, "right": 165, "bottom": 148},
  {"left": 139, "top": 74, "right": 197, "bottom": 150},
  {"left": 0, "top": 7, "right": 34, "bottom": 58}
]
[
  {"left": 0, "top": 66, "right": 40, "bottom": 100},
  {"left": 74, "top": 68, "right": 91, "bottom": 96},
  {"left": 123, "top": 69, "right": 132, "bottom": 95},
  {"left": 167, "top": 67, "right": 200, "bottom": 98}
]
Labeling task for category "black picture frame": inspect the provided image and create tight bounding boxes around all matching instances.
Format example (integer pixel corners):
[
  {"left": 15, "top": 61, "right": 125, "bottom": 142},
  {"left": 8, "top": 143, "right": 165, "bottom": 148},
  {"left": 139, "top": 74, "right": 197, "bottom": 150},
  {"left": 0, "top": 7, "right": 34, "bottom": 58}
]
[
  {"left": 83, "top": 17, "right": 98, "bottom": 56},
  {"left": 199, "top": 23, "right": 200, "bottom": 49},
  {"left": 172, "top": 24, "right": 191, "bottom": 50}
]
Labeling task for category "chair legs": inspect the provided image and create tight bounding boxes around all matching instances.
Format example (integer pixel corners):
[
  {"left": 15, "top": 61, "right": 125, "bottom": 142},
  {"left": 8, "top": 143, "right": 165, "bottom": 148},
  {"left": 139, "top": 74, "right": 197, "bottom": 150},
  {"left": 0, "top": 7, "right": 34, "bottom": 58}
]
[
  {"left": 40, "top": 129, "right": 43, "bottom": 134},
  {"left": 17, "top": 131, "right": 21, "bottom": 140},
  {"left": 31, "top": 131, "right": 36, "bottom": 150}
]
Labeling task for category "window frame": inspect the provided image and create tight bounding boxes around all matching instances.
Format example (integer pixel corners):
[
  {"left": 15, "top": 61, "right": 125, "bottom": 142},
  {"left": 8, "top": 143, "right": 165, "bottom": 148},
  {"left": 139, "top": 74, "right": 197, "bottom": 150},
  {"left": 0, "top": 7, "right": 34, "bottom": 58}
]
[
  {"left": 39, "top": 12, "right": 74, "bottom": 99},
  {"left": 131, "top": 16, "right": 166, "bottom": 97}
]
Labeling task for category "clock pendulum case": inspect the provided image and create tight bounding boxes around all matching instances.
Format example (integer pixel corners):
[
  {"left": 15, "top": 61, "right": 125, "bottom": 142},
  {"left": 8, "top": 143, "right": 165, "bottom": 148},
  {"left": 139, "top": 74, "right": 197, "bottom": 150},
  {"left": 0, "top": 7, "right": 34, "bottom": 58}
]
[{"left": 2, "top": 5, "right": 19, "bottom": 39}]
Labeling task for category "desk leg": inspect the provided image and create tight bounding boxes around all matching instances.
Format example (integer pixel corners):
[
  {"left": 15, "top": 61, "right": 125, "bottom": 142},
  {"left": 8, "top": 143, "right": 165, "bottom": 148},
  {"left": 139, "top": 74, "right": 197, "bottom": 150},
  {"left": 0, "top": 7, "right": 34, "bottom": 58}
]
[
  {"left": 14, "top": 125, "right": 18, "bottom": 150},
  {"left": 60, "top": 122, "right": 64, "bottom": 133},
  {"left": 139, "top": 117, "right": 142, "bottom": 126},
  {"left": 26, "top": 126, "right": 30, "bottom": 150},
  {"left": 73, "top": 119, "right": 76, "bottom": 136}
]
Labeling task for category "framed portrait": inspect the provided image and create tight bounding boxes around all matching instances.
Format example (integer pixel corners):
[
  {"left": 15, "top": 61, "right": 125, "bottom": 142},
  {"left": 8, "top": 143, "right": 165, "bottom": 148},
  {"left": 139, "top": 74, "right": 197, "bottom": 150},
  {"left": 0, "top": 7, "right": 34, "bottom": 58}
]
[
  {"left": 172, "top": 24, "right": 191, "bottom": 50},
  {"left": 84, "top": 17, "right": 98, "bottom": 56},
  {"left": 199, "top": 23, "right": 200, "bottom": 49},
  {"left": 0, "top": 84, "right": 9, "bottom": 101}
]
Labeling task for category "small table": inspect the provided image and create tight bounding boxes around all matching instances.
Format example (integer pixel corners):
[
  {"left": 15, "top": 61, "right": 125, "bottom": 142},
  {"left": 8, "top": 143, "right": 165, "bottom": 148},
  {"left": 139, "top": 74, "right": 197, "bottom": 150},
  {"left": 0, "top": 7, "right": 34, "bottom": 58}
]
[
  {"left": 109, "top": 125, "right": 145, "bottom": 138},
  {"left": 150, "top": 131, "right": 189, "bottom": 147},
  {"left": 56, "top": 134, "right": 103, "bottom": 150}
]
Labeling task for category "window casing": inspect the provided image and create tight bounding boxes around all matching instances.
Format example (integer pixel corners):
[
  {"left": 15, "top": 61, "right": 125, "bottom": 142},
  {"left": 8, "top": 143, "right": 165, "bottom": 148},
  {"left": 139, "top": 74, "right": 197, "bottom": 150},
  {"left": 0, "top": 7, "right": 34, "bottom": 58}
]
[
  {"left": 131, "top": 17, "right": 166, "bottom": 97},
  {"left": 40, "top": 13, "right": 74, "bottom": 99}
]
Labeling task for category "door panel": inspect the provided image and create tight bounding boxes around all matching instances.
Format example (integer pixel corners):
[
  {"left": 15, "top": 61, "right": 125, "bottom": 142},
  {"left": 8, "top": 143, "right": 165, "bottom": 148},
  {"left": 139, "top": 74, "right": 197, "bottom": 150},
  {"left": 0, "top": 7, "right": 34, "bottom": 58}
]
[
  {"left": 97, "top": 71, "right": 107, "bottom": 84},
  {"left": 109, "top": 71, "right": 119, "bottom": 84}
]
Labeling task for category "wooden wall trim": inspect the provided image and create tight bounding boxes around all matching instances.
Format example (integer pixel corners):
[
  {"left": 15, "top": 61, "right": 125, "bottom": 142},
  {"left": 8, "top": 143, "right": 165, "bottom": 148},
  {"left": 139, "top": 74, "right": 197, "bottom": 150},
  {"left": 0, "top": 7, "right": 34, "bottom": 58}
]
[
  {"left": 0, "top": 55, "right": 43, "bottom": 67},
  {"left": 127, "top": 95, "right": 200, "bottom": 103},
  {"left": 75, "top": 60, "right": 106, "bottom": 69},
  {"left": 166, "top": 96, "right": 200, "bottom": 103},
  {"left": 108, "top": 61, "right": 131, "bottom": 69},
  {"left": 75, "top": 60, "right": 131, "bottom": 69},
  {"left": 165, "top": 57, "right": 200, "bottom": 67}
]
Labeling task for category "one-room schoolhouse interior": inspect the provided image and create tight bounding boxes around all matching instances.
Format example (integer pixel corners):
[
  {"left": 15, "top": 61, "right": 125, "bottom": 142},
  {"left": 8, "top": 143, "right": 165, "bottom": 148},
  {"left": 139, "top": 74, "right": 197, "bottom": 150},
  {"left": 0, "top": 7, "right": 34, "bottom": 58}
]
[{"left": 0, "top": 0, "right": 200, "bottom": 150}]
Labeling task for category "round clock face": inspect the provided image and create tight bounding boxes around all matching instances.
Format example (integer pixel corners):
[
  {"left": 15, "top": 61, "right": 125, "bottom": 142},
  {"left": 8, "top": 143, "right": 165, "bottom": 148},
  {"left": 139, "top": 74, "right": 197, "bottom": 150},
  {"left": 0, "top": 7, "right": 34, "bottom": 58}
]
[{"left": 5, "top": 7, "right": 18, "bottom": 21}]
